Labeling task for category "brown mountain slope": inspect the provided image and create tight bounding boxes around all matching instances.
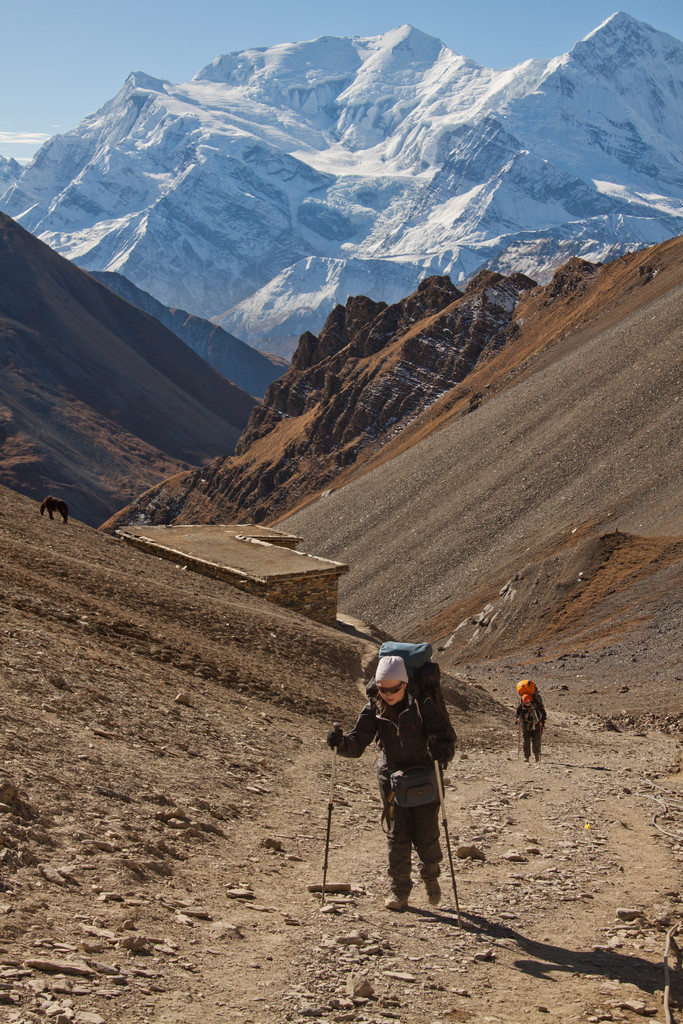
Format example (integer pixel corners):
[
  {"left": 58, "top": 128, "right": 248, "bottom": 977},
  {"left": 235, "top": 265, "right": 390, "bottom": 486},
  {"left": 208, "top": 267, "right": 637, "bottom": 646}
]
[
  {"left": 282, "top": 266, "right": 682, "bottom": 713},
  {"left": 0, "top": 212, "right": 256, "bottom": 526},
  {"left": 103, "top": 269, "right": 538, "bottom": 530},
  {"left": 282, "top": 236, "right": 683, "bottom": 509},
  {"left": 89, "top": 269, "right": 288, "bottom": 398},
  {"left": 2, "top": 485, "right": 683, "bottom": 1024},
  {"left": 104, "top": 239, "right": 681, "bottom": 538},
  {"left": 0, "top": 484, "right": 372, "bottom": 723}
]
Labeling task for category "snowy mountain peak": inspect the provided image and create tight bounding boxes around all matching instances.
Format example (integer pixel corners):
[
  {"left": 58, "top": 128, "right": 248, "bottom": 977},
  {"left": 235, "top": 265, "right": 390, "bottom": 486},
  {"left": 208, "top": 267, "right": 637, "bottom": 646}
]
[
  {"left": 2, "top": 15, "right": 682, "bottom": 358},
  {"left": 195, "top": 25, "right": 444, "bottom": 84},
  {"left": 572, "top": 9, "right": 683, "bottom": 66},
  {"left": 193, "top": 33, "right": 362, "bottom": 93},
  {"left": 583, "top": 10, "right": 661, "bottom": 45},
  {"left": 354, "top": 24, "right": 445, "bottom": 65},
  {"left": 124, "top": 70, "right": 170, "bottom": 93},
  {"left": 192, "top": 24, "right": 448, "bottom": 116},
  {"left": 0, "top": 156, "right": 22, "bottom": 189}
]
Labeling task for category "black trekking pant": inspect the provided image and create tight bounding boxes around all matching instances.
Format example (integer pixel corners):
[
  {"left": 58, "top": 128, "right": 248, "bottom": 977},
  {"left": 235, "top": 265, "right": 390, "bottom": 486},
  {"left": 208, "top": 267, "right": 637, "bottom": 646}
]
[
  {"left": 523, "top": 724, "right": 542, "bottom": 760},
  {"left": 385, "top": 798, "right": 442, "bottom": 897}
]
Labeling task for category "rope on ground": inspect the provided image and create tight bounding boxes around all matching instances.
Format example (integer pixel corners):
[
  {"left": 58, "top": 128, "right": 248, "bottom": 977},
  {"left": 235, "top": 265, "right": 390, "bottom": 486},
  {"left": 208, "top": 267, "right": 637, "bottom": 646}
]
[{"left": 663, "top": 920, "right": 682, "bottom": 1024}]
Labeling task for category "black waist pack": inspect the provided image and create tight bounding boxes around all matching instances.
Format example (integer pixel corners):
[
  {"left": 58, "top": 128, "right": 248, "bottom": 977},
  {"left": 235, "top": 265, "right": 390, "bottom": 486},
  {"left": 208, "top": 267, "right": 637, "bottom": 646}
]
[{"left": 390, "top": 765, "right": 439, "bottom": 807}]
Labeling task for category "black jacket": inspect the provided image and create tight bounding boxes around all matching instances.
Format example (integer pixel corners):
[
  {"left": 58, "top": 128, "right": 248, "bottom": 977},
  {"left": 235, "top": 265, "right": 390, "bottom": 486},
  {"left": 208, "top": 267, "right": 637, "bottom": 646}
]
[
  {"left": 516, "top": 692, "right": 547, "bottom": 729},
  {"left": 337, "top": 686, "right": 455, "bottom": 779}
]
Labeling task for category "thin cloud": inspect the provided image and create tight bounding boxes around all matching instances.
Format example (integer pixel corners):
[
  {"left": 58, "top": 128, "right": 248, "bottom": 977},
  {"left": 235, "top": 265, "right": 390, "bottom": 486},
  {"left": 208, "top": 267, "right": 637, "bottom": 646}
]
[{"left": 0, "top": 131, "right": 51, "bottom": 145}]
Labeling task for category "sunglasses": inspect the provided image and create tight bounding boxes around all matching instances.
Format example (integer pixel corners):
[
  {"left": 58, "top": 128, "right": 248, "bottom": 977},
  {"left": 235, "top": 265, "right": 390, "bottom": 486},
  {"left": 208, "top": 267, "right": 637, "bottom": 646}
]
[{"left": 377, "top": 681, "right": 406, "bottom": 695}]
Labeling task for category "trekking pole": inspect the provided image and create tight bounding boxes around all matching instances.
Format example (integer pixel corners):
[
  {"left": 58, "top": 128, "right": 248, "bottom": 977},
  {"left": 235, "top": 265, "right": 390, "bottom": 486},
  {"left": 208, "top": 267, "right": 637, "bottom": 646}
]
[
  {"left": 321, "top": 724, "right": 340, "bottom": 905},
  {"left": 434, "top": 760, "right": 462, "bottom": 929}
]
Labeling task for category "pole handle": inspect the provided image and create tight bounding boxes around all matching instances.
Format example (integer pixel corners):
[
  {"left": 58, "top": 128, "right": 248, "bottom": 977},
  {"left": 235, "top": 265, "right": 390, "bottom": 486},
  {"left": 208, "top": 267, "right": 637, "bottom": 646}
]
[{"left": 434, "top": 758, "right": 446, "bottom": 813}]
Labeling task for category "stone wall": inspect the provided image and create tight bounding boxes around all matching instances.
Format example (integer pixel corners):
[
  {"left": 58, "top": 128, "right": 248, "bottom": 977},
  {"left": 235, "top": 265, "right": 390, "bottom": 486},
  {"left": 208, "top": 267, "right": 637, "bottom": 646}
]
[{"left": 264, "top": 572, "right": 343, "bottom": 626}]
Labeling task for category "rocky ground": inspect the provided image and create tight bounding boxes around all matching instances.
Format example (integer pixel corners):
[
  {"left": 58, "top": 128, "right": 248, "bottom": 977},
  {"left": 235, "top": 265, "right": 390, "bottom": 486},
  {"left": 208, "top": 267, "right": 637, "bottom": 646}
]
[{"left": 1, "top": 487, "right": 682, "bottom": 1024}]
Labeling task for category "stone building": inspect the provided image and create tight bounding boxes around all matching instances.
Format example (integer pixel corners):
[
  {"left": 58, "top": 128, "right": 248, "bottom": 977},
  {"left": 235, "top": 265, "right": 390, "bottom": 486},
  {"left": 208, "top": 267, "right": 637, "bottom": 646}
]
[{"left": 117, "top": 524, "right": 348, "bottom": 627}]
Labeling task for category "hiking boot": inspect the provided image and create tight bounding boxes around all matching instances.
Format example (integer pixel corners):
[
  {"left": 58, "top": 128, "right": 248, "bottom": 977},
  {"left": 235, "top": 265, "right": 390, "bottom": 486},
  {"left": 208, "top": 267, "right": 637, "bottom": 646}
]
[
  {"left": 384, "top": 894, "right": 409, "bottom": 912},
  {"left": 524, "top": 756, "right": 530, "bottom": 762},
  {"left": 534, "top": 754, "right": 541, "bottom": 762},
  {"left": 425, "top": 879, "right": 441, "bottom": 907}
]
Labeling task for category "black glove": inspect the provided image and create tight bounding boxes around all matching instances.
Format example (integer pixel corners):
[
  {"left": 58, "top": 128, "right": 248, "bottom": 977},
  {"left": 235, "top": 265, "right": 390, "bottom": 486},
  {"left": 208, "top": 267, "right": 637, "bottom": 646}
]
[
  {"left": 327, "top": 724, "right": 344, "bottom": 749},
  {"left": 430, "top": 741, "right": 451, "bottom": 765}
]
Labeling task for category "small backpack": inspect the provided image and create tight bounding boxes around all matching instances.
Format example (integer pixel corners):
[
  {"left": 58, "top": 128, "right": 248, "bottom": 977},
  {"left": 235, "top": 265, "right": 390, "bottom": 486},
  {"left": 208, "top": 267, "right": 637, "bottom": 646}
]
[{"left": 368, "top": 641, "right": 457, "bottom": 749}]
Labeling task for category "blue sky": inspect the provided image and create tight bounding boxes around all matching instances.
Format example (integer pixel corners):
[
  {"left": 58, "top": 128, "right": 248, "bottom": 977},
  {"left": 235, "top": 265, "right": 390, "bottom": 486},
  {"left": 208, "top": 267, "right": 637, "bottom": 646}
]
[{"left": 2, "top": 0, "right": 682, "bottom": 162}]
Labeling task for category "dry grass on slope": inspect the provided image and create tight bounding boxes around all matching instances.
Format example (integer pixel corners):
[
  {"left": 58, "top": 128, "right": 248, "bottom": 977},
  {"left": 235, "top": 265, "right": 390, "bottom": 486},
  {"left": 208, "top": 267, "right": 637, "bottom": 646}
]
[
  {"left": 282, "top": 275, "right": 682, "bottom": 716},
  {"left": 0, "top": 486, "right": 369, "bottom": 723}
]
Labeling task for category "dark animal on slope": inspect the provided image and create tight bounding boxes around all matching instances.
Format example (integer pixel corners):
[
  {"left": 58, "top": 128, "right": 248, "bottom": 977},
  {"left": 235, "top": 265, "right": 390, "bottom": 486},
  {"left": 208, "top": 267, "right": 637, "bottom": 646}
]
[{"left": 40, "top": 496, "right": 69, "bottom": 524}]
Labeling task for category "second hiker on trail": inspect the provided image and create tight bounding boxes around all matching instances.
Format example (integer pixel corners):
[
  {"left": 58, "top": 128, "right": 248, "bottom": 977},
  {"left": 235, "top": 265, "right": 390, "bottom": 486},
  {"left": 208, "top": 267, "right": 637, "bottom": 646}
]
[
  {"left": 516, "top": 679, "right": 547, "bottom": 763},
  {"left": 326, "top": 649, "right": 455, "bottom": 912}
]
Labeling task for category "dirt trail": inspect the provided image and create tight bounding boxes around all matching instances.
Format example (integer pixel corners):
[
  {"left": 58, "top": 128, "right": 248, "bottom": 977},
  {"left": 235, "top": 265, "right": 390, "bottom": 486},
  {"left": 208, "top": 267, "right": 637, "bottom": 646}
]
[
  {"left": 2, "top": 688, "right": 682, "bottom": 1024},
  {"left": 199, "top": 713, "right": 682, "bottom": 1024}
]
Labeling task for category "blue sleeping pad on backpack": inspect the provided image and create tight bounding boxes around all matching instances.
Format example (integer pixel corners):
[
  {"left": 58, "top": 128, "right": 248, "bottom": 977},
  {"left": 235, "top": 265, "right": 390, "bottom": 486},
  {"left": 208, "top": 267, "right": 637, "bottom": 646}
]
[{"left": 378, "top": 641, "right": 432, "bottom": 675}]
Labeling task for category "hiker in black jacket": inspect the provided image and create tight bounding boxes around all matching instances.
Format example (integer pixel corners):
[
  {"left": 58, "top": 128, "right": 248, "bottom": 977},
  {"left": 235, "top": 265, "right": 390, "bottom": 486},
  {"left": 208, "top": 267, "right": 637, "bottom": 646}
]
[
  {"left": 516, "top": 689, "right": 547, "bottom": 763},
  {"left": 327, "top": 655, "right": 455, "bottom": 911}
]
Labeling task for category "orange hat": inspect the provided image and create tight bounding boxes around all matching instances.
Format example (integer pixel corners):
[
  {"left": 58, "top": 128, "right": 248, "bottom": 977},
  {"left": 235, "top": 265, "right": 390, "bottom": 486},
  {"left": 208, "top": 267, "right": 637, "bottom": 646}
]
[{"left": 522, "top": 693, "right": 533, "bottom": 704}]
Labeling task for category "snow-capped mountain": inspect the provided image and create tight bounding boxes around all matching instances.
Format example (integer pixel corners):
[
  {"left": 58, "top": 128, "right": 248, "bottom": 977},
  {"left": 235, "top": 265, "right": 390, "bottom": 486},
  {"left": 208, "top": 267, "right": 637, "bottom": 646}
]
[
  {"left": 0, "top": 156, "right": 22, "bottom": 191},
  {"left": 215, "top": 255, "right": 433, "bottom": 354},
  {"left": 2, "top": 13, "right": 682, "bottom": 357}
]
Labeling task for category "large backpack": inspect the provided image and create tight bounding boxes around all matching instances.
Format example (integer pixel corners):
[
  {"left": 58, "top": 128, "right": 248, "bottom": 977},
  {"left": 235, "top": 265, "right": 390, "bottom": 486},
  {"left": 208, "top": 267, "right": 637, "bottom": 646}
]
[
  {"left": 517, "top": 679, "right": 535, "bottom": 697},
  {"left": 368, "top": 641, "right": 457, "bottom": 750}
]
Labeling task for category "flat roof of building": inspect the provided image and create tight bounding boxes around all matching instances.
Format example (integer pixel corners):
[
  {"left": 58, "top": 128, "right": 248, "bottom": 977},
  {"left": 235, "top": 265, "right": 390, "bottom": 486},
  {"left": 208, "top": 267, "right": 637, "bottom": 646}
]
[{"left": 118, "top": 525, "right": 348, "bottom": 580}]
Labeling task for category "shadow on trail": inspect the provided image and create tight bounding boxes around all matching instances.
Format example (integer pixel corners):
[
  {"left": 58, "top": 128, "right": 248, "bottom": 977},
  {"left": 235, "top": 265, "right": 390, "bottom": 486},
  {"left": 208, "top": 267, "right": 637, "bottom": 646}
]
[
  {"left": 510, "top": 757, "right": 617, "bottom": 771},
  {"left": 407, "top": 907, "right": 679, "bottom": 999},
  {"left": 544, "top": 761, "right": 617, "bottom": 771}
]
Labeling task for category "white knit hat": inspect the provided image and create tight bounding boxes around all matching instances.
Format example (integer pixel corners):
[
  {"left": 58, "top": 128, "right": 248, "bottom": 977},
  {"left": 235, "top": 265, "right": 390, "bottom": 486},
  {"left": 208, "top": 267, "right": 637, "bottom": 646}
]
[{"left": 375, "top": 655, "right": 408, "bottom": 684}]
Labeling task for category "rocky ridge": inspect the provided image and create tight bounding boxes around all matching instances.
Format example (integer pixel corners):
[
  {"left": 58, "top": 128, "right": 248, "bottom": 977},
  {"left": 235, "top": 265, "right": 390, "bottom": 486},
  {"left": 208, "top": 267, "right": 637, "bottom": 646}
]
[
  {"left": 102, "top": 269, "right": 536, "bottom": 531},
  {"left": 102, "top": 235, "right": 682, "bottom": 537}
]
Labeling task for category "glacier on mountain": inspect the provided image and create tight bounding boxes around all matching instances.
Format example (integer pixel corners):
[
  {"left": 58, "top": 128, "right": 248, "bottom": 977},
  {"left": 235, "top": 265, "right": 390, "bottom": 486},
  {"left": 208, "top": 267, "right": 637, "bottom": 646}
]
[{"left": 1, "top": 14, "right": 682, "bottom": 357}]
